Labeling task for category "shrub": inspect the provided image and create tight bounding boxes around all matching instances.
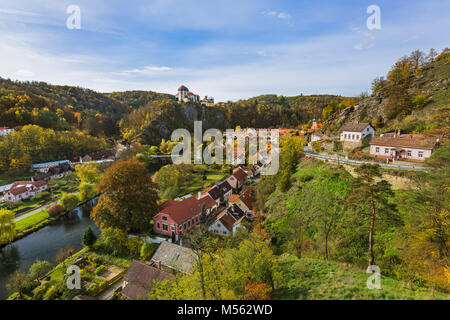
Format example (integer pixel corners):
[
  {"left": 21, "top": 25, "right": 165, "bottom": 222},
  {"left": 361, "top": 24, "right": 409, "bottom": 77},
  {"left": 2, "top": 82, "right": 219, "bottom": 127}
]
[
  {"left": 31, "top": 191, "right": 51, "bottom": 202},
  {"left": 43, "top": 285, "right": 59, "bottom": 300},
  {"left": 48, "top": 204, "right": 65, "bottom": 217},
  {"left": 82, "top": 226, "right": 97, "bottom": 247},
  {"left": 94, "top": 265, "right": 107, "bottom": 276},
  {"left": 21, "top": 281, "right": 39, "bottom": 295},
  {"left": 59, "top": 193, "right": 79, "bottom": 211},
  {"left": 140, "top": 242, "right": 155, "bottom": 261}
]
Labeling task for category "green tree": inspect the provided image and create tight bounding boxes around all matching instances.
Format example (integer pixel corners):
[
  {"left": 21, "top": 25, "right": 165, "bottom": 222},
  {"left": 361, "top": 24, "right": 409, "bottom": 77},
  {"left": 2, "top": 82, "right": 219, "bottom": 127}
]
[
  {"left": 6, "top": 271, "right": 28, "bottom": 299},
  {"left": 350, "top": 164, "right": 400, "bottom": 266},
  {"left": 140, "top": 242, "right": 155, "bottom": 261},
  {"left": 60, "top": 193, "right": 79, "bottom": 211},
  {"left": 79, "top": 182, "right": 97, "bottom": 201},
  {"left": 225, "top": 232, "right": 280, "bottom": 294},
  {"left": 28, "top": 260, "right": 53, "bottom": 281},
  {"left": 91, "top": 161, "right": 159, "bottom": 233},
  {"left": 0, "top": 208, "right": 16, "bottom": 245},
  {"left": 82, "top": 226, "right": 97, "bottom": 247}
]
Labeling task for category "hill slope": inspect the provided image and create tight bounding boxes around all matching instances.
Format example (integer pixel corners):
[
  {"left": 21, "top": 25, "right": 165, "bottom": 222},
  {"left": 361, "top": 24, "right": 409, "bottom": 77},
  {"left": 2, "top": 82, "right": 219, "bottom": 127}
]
[
  {"left": 275, "top": 255, "right": 449, "bottom": 300},
  {"left": 322, "top": 50, "right": 450, "bottom": 136}
]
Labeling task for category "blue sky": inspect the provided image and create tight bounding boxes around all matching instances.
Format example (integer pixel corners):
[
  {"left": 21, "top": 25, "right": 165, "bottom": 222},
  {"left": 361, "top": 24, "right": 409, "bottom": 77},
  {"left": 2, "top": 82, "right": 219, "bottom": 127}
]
[{"left": 0, "top": 0, "right": 449, "bottom": 102}]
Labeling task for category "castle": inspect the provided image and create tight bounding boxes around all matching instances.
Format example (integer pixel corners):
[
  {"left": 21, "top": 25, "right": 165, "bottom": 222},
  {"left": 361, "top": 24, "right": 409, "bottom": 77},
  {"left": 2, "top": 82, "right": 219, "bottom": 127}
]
[{"left": 177, "top": 85, "right": 214, "bottom": 106}]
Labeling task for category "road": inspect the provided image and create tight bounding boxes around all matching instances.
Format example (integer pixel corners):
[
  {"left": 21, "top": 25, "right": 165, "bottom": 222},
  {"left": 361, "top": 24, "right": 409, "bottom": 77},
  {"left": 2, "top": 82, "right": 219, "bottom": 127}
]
[{"left": 303, "top": 148, "right": 426, "bottom": 171}]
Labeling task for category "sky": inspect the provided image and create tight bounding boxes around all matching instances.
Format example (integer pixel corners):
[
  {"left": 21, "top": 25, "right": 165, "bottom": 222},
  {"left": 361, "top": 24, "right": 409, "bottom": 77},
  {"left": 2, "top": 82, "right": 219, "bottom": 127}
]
[{"left": 0, "top": 0, "right": 449, "bottom": 102}]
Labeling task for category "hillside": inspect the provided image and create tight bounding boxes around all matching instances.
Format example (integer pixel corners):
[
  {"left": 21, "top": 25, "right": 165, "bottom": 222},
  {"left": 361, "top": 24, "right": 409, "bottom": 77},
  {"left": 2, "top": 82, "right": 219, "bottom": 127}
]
[
  {"left": 216, "top": 94, "right": 357, "bottom": 129},
  {"left": 322, "top": 49, "right": 450, "bottom": 136},
  {"left": 275, "top": 255, "right": 449, "bottom": 300},
  {"left": 0, "top": 78, "right": 131, "bottom": 136},
  {"left": 106, "top": 90, "right": 176, "bottom": 109}
]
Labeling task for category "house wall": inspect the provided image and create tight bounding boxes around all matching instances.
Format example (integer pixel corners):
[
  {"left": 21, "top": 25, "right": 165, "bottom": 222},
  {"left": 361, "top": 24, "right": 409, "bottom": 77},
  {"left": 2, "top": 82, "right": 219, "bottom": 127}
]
[
  {"left": 340, "top": 126, "right": 374, "bottom": 142},
  {"left": 369, "top": 145, "right": 432, "bottom": 161},
  {"left": 153, "top": 212, "right": 201, "bottom": 236},
  {"left": 208, "top": 221, "right": 230, "bottom": 236}
]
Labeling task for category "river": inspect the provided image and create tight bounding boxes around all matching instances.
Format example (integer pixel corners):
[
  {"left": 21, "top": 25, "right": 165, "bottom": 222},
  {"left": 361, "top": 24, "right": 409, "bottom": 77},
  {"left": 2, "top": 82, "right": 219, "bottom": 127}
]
[{"left": 0, "top": 198, "right": 101, "bottom": 300}]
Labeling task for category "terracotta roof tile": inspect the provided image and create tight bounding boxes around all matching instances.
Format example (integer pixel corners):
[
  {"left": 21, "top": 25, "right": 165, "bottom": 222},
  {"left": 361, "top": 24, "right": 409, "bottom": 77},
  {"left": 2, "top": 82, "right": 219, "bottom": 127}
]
[{"left": 370, "top": 134, "right": 437, "bottom": 150}]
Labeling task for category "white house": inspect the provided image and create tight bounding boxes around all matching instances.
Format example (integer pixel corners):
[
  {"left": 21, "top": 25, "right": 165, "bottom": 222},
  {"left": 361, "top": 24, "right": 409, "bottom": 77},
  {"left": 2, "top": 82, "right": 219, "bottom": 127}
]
[
  {"left": 0, "top": 127, "right": 13, "bottom": 136},
  {"left": 208, "top": 210, "right": 244, "bottom": 236},
  {"left": 4, "top": 180, "right": 48, "bottom": 202},
  {"left": 340, "top": 123, "right": 374, "bottom": 142}
]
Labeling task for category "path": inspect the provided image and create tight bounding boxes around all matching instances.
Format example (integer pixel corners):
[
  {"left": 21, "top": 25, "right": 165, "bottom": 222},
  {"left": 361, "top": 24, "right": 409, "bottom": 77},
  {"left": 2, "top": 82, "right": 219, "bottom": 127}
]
[
  {"left": 303, "top": 148, "right": 426, "bottom": 171},
  {"left": 96, "top": 277, "right": 124, "bottom": 300}
]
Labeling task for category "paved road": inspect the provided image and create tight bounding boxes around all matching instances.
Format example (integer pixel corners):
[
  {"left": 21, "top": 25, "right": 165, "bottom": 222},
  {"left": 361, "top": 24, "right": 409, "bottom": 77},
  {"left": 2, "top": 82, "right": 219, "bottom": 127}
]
[{"left": 303, "top": 148, "right": 426, "bottom": 171}]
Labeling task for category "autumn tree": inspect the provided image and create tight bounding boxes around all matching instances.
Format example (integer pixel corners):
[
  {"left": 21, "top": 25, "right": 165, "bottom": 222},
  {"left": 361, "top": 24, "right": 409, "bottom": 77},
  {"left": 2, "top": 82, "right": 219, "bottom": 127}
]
[{"left": 91, "top": 160, "right": 159, "bottom": 233}]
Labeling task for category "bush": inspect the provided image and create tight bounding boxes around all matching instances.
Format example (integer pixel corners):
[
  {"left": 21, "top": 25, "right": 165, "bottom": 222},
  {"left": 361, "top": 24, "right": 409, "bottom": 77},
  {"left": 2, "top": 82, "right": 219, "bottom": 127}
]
[
  {"left": 94, "top": 265, "right": 107, "bottom": 276},
  {"left": 21, "top": 281, "right": 39, "bottom": 295},
  {"left": 48, "top": 204, "right": 65, "bottom": 217},
  {"left": 82, "top": 226, "right": 98, "bottom": 247},
  {"left": 43, "top": 285, "right": 59, "bottom": 300},
  {"left": 140, "top": 242, "right": 156, "bottom": 261},
  {"left": 60, "top": 193, "right": 79, "bottom": 211},
  {"left": 31, "top": 191, "right": 51, "bottom": 202}
]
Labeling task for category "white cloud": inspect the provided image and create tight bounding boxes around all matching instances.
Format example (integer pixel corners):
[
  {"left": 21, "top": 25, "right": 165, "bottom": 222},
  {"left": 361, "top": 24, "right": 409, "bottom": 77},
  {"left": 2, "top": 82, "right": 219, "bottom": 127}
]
[
  {"left": 120, "top": 65, "right": 173, "bottom": 75},
  {"left": 263, "top": 10, "right": 290, "bottom": 20},
  {"left": 12, "top": 69, "right": 34, "bottom": 78}
]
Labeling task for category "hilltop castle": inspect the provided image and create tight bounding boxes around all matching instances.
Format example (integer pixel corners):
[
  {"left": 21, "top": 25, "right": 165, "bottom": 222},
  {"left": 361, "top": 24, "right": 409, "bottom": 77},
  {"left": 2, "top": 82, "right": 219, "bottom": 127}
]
[{"left": 177, "top": 85, "right": 214, "bottom": 106}]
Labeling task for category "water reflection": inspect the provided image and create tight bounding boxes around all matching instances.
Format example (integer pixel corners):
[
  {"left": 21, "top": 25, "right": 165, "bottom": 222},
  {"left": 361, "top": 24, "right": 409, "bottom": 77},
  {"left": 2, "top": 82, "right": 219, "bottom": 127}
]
[{"left": 0, "top": 199, "right": 100, "bottom": 299}]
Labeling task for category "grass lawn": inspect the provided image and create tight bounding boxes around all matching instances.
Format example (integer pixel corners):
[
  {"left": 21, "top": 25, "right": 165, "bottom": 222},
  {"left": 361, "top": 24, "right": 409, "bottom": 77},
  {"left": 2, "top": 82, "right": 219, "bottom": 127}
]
[
  {"left": 273, "top": 255, "right": 449, "bottom": 300},
  {"left": 15, "top": 210, "right": 50, "bottom": 232},
  {"left": 175, "top": 167, "right": 228, "bottom": 198}
]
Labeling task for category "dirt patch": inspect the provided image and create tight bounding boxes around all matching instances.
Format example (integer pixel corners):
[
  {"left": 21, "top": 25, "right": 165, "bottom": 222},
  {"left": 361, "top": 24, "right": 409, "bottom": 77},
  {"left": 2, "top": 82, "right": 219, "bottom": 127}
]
[{"left": 342, "top": 164, "right": 417, "bottom": 190}]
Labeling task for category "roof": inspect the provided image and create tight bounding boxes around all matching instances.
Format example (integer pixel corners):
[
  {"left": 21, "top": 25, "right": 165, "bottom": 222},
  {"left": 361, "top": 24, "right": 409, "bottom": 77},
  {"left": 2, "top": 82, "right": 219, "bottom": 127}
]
[
  {"left": 239, "top": 188, "right": 255, "bottom": 210},
  {"left": 8, "top": 180, "right": 47, "bottom": 195},
  {"left": 158, "top": 196, "right": 203, "bottom": 224},
  {"left": 229, "top": 194, "right": 239, "bottom": 202},
  {"left": 198, "top": 194, "right": 216, "bottom": 209},
  {"left": 0, "top": 183, "right": 12, "bottom": 193},
  {"left": 178, "top": 85, "right": 189, "bottom": 91},
  {"left": 122, "top": 261, "right": 174, "bottom": 300},
  {"left": 212, "top": 211, "right": 243, "bottom": 232},
  {"left": 341, "top": 123, "right": 371, "bottom": 132},
  {"left": 151, "top": 241, "right": 197, "bottom": 274},
  {"left": 207, "top": 181, "right": 232, "bottom": 200},
  {"left": 369, "top": 134, "right": 438, "bottom": 150},
  {"left": 232, "top": 167, "right": 248, "bottom": 183},
  {"left": 9, "top": 186, "right": 27, "bottom": 196},
  {"left": 11, "top": 180, "right": 46, "bottom": 189},
  {"left": 31, "top": 160, "right": 70, "bottom": 169},
  {"left": 159, "top": 200, "right": 178, "bottom": 210}
]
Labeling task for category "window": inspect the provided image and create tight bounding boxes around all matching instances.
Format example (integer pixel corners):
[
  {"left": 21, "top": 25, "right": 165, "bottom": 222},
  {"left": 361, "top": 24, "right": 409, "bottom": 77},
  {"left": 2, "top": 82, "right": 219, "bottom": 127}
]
[
  {"left": 375, "top": 147, "right": 380, "bottom": 153},
  {"left": 352, "top": 134, "right": 355, "bottom": 140},
  {"left": 356, "top": 135, "right": 360, "bottom": 140},
  {"left": 407, "top": 150, "right": 412, "bottom": 157},
  {"left": 385, "top": 148, "right": 389, "bottom": 154},
  {"left": 162, "top": 216, "right": 168, "bottom": 221},
  {"left": 344, "top": 134, "right": 347, "bottom": 139},
  {"left": 191, "top": 218, "right": 195, "bottom": 225},
  {"left": 171, "top": 225, "right": 175, "bottom": 232},
  {"left": 184, "top": 223, "right": 187, "bottom": 229},
  {"left": 156, "top": 222, "right": 160, "bottom": 229},
  {"left": 188, "top": 221, "right": 191, "bottom": 227},
  {"left": 418, "top": 151, "right": 423, "bottom": 158},
  {"left": 195, "top": 216, "right": 199, "bottom": 223},
  {"left": 162, "top": 224, "right": 168, "bottom": 231}
]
